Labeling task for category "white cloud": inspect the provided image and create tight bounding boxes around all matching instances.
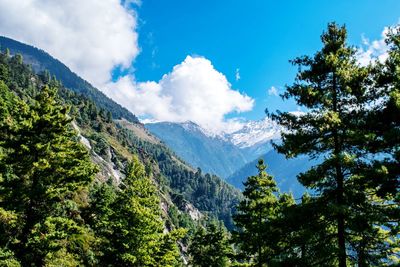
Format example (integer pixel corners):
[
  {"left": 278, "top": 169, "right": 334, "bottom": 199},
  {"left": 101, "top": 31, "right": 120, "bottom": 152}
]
[
  {"left": 0, "top": 0, "right": 139, "bottom": 87},
  {"left": 356, "top": 27, "right": 390, "bottom": 66},
  {"left": 235, "top": 68, "right": 241, "bottom": 81},
  {"left": 0, "top": 1, "right": 254, "bottom": 133},
  {"left": 268, "top": 86, "right": 279, "bottom": 96},
  {"left": 104, "top": 56, "right": 254, "bottom": 133}
]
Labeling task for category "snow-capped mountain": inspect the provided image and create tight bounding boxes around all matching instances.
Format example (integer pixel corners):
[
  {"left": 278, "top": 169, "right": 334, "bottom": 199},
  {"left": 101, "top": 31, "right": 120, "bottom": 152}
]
[
  {"left": 167, "top": 117, "right": 281, "bottom": 148},
  {"left": 145, "top": 118, "right": 281, "bottom": 178},
  {"left": 180, "top": 121, "right": 222, "bottom": 139},
  {"left": 223, "top": 117, "right": 281, "bottom": 148},
  {"left": 145, "top": 121, "right": 248, "bottom": 178}
]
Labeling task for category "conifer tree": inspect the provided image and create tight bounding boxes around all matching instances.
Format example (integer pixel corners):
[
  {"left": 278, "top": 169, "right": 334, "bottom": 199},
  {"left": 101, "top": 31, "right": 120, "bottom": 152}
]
[
  {"left": 188, "top": 222, "right": 233, "bottom": 267},
  {"left": 0, "top": 83, "right": 97, "bottom": 265},
  {"left": 89, "top": 157, "right": 184, "bottom": 266},
  {"left": 271, "top": 22, "right": 398, "bottom": 266},
  {"left": 233, "top": 159, "right": 280, "bottom": 266},
  {"left": 274, "top": 193, "right": 338, "bottom": 266}
]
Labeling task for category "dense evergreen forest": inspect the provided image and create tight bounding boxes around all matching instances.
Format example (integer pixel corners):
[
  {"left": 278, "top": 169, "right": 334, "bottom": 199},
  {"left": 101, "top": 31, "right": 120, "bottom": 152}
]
[
  {"left": 0, "top": 22, "right": 399, "bottom": 266},
  {"left": 0, "top": 39, "right": 240, "bottom": 265}
]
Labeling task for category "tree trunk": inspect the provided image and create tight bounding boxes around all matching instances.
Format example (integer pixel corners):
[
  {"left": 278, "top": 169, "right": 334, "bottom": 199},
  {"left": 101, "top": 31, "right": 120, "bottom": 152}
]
[
  {"left": 357, "top": 243, "right": 366, "bottom": 267},
  {"left": 333, "top": 72, "right": 347, "bottom": 267}
]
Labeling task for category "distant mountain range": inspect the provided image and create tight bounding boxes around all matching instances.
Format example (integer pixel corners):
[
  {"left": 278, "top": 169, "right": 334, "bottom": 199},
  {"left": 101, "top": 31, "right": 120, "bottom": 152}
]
[
  {"left": 146, "top": 119, "right": 319, "bottom": 196},
  {"left": 225, "top": 117, "right": 280, "bottom": 149},
  {"left": 146, "top": 121, "right": 249, "bottom": 178},
  {"left": 227, "top": 149, "right": 317, "bottom": 198},
  {"left": 145, "top": 118, "right": 280, "bottom": 179}
]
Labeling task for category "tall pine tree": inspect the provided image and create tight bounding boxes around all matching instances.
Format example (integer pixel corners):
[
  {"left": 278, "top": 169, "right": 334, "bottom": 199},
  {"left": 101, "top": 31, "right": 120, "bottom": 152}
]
[
  {"left": 233, "top": 159, "right": 280, "bottom": 266},
  {"left": 271, "top": 22, "right": 398, "bottom": 266}
]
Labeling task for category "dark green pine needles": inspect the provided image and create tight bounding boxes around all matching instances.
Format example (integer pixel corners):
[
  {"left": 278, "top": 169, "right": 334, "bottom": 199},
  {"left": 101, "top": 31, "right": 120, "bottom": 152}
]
[
  {"left": 271, "top": 23, "right": 399, "bottom": 266},
  {"left": 0, "top": 83, "right": 97, "bottom": 265}
]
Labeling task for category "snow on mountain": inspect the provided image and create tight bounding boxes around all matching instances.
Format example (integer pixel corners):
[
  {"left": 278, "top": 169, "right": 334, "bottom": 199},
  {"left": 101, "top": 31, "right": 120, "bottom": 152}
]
[
  {"left": 224, "top": 117, "right": 281, "bottom": 148},
  {"left": 180, "top": 121, "right": 222, "bottom": 139},
  {"left": 146, "top": 117, "right": 281, "bottom": 149},
  {"left": 179, "top": 117, "right": 282, "bottom": 148},
  {"left": 145, "top": 121, "right": 249, "bottom": 178},
  {"left": 145, "top": 118, "right": 281, "bottom": 178}
]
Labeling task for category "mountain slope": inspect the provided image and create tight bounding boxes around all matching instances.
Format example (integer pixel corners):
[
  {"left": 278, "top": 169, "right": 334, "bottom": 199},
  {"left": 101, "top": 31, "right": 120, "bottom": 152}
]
[
  {"left": 145, "top": 119, "right": 280, "bottom": 179},
  {"left": 0, "top": 41, "right": 241, "bottom": 229},
  {"left": 0, "top": 35, "right": 139, "bottom": 123},
  {"left": 146, "top": 121, "right": 250, "bottom": 178},
  {"left": 227, "top": 149, "right": 317, "bottom": 198},
  {"left": 225, "top": 117, "right": 280, "bottom": 150}
]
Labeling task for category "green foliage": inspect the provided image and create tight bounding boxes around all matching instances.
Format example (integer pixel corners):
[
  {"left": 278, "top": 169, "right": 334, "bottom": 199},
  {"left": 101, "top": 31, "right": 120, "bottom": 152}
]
[
  {"left": 272, "top": 193, "right": 338, "bottom": 266},
  {"left": 167, "top": 205, "right": 196, "bottom": 234},
  {"left": 43, "top": 248, "right": 81, "bottom": 267},
  {"left": 0, "top": 36, "right": 140, "bottom": 123},
  {"left": 233, "top": 160, "right": 284, "bottom": 266},
  {"left": 90, "top": 132, "right": 110, "bottom": 156},
  {"left": 271, "top": 22, "right": 399, "bottom": 266},
  {"left": 189, "top": 222, "right": 233, "bottom": 267},
  {"left": 114, "top": 122, "right": 242, "bottom": 229},
  {"left": 0, "top": 248, "right": 20, "bottom": 267},
  {"left": 0, "top": 75, "right": 97, "bottom": 265},
  {"left": 87, "top": 158, "right": 185, "bottom": 266},
  {"left": 27, "top": 217, "right": 96, "bottom": 266}
]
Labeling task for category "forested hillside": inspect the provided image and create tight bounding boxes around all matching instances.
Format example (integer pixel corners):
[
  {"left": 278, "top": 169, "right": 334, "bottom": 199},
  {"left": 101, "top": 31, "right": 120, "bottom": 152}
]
[
  {"left": 0, "top": 36, "right": 139, "bottom": 123},
  {"left": 146, "top": 121, "right": 249, "bottom": 178},
  {"left": 0, "top": 47, "right": 241, "bottom": 265},
  {"left": 0, "top": 39, "right": 242, "bottom": 227},
  {"left": 0, "top": 21, "right": 399, "bottom": 267}
]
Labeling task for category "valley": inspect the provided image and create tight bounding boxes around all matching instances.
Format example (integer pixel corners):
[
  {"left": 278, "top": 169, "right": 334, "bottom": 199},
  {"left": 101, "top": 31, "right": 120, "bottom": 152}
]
[{"left": 0, "top": 7, "right": 398, "bottom": 265}]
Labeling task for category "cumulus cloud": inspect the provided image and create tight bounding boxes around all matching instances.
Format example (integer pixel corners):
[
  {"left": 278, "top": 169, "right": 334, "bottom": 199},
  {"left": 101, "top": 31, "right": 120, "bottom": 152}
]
[
  {"left": 104, "top": 56, "right": 254, "bottom": 133},
  {"left": 0, "top": 0, "right": 139, "bottom": 87},
  {"left": 268, "top": 86, "right": 279, "bottom": 96},
  {"left": 356, "top": 27, "right": 390, "bottom": 66},
  {"left": 0, "top": 1, "right": 253, "bottom": 133}
]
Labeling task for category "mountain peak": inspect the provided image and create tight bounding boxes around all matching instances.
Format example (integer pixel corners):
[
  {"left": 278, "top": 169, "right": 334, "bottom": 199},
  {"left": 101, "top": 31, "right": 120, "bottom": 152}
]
[
  {"left": 146, "top": 118, "right": 281, "bottom": 148},
  {"left": 180, "top": 121, "right": 222, "bottom": 139},
  {"left": 224, "top": 117, "right": 281, "bottom": 148}
]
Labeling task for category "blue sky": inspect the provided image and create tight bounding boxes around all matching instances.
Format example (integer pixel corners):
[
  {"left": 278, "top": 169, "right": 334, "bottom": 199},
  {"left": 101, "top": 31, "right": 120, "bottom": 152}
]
[
  {"left": 132, "top": 0, "right": 400, "bottom": 120},
  {"left": 1, "top": 0, "right": 399, "bottom": 132}
]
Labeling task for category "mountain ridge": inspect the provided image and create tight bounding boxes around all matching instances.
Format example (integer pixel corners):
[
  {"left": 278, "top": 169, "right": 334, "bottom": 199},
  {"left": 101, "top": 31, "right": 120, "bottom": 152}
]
[
  {"left": 0, "top": 37, "right": 241, "bottom": 229},
  {"left": 0, "top": 35, "right": 139, "bottom": 123},
  {"left": 145, "top": 119, "right": 280, "bottom": 178},
  {"left": 145, "top": 121, "right": 250, "bottom": 178}
]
